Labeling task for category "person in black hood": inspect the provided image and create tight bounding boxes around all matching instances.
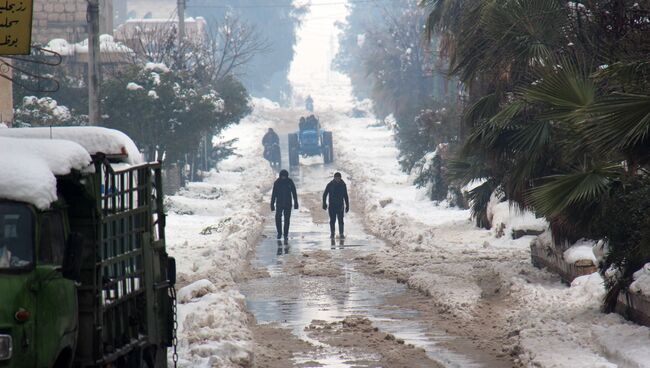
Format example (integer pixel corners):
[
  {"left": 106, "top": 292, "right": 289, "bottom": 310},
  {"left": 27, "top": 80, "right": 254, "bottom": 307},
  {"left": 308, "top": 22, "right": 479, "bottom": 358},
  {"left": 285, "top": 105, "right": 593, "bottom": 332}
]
[
  {"left": 322, "top": 172, "right": 349, "bottom": 239},
  {"left": 271, "top": 169, "right": 298, "bottom": 240},
  {"left": 262, "top": 128, "right": 279, "bottom": 146}
]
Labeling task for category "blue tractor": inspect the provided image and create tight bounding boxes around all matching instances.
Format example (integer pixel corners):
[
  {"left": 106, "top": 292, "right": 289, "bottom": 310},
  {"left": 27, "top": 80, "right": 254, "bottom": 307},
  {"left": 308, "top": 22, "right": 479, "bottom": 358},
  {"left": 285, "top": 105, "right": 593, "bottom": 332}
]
[{"left": 288, "top": 115, "right": 334, "bottom": 166}]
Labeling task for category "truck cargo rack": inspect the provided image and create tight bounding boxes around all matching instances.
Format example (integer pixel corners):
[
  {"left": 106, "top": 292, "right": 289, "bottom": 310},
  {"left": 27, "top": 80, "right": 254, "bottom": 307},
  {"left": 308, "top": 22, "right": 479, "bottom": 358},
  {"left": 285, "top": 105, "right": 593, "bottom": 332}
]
[{"left": 78, "top": 159, "right": 172, "bottom": 366}]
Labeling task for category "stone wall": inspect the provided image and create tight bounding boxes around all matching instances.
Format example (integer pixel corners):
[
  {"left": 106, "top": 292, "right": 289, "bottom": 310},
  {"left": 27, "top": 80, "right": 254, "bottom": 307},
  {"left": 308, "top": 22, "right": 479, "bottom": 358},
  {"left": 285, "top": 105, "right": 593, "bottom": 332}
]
[{"left": 32, "top": 0, "right": 114, "bottom": 44}]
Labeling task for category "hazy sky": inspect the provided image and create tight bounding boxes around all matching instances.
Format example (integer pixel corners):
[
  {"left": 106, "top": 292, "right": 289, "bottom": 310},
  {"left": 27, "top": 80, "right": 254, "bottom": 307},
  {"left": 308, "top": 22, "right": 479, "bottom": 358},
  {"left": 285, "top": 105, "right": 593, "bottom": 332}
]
[
  {"left": 126, "top": 0, "right": 355, "bottom": 109},
  {"left": 288, "top": 0, "right": 354, "bottom": 110}
]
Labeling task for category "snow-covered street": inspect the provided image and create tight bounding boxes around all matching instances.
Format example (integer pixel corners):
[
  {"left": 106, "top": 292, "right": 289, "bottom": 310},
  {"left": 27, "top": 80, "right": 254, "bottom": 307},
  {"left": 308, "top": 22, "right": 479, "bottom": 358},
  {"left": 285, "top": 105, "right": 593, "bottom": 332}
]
[
  {"left": 4, "top": 0, "right": 650, "bottom": 367},
  {"left": 166, "top": 100, "right": 650, "bottom": 367},
  {"left": 162, "top": 0, "right": 650, "bottom": 365}
]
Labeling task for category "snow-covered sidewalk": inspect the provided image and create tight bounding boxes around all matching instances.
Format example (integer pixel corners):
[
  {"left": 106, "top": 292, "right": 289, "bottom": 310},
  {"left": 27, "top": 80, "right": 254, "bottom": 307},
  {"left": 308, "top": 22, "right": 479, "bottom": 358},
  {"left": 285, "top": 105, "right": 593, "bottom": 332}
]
[
  {"left": 325, "top": 110, "right": 650, "bottom": 368},
  {"left": 165, "top": 99, "right": 276, "bottom": 367}
]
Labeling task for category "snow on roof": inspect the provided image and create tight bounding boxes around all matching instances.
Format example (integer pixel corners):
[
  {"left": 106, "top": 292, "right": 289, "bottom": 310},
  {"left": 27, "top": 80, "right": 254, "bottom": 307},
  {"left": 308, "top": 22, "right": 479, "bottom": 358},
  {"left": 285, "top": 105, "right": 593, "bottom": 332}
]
[
  {"left": 0, "top": 127, "right": 144, "bottom": 165},
  {"left": 0, "top": 137, "right": 91, "bottom": 209},
  {"left": 46, "top": 35, "right": 134, "bottom": 56},
  {"left": 124, "top": 17, "right": 202, "bottom": 24}
]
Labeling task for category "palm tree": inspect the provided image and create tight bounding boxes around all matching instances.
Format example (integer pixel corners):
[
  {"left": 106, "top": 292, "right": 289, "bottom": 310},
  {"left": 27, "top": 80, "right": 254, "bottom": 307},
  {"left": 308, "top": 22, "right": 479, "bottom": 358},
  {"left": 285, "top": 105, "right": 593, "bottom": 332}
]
[{"left": 424, "top": 0, "right": 650, "bottom": 309}]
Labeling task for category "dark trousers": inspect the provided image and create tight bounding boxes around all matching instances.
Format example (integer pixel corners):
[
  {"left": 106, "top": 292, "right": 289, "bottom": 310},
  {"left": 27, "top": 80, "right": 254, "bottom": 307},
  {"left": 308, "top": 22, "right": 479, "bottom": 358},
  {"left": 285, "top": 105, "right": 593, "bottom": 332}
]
[
  {"left": 328, "top": 206, "right": 344, "bottom": 235},
  {"left": 275, "top": 207, "right": 292, "bottom": 236}
]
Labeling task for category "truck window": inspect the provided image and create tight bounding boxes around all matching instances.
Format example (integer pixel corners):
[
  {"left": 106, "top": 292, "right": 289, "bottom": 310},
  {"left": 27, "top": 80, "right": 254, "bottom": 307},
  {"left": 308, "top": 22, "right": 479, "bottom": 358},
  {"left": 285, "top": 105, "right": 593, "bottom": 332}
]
[
  {"left": 0, "top": 203, "right": 34, "bottom": 270},
  {"left": 39, "top": 212, "right": 66, "bottom": 266}
]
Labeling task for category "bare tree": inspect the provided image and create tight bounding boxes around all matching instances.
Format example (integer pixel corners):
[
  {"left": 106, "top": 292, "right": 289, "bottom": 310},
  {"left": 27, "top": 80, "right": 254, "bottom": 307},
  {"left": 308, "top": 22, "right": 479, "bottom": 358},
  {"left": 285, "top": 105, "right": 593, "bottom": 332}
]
[
  {"left": 115, "top": 14, "right": 270, "bottom": 85},
  {"left": 204, "top": 15, "right": 271, "bottom": 82}
]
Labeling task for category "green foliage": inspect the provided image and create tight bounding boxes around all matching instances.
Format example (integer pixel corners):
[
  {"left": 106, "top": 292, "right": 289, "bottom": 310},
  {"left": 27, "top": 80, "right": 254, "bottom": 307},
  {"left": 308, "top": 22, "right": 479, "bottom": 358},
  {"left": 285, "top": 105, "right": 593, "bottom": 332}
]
[
  {"left": 101, "top": 65, "right": 250, "bottom": 162},
  {"left": 586, "top": 94, "right": 650, "bottom": 162},
  {"left": 10, "top": 53, "right": 88, "bottom": 117},
  {"left": 412, "top": 152, "right": 447, "bottom": 201},
  {"left": 13, "top": 96, "right": 86, "bottom": 127},
  {"left": 424, "top": 0, "right": 650, "bottom": 304},
  {"left": 398, "top": 103, "right": 460, "bottom": 171},
  {"left": 590, "top": 179, "right": 650, "bottom": 311},
  {"left": 335, "top": 0, "right": 462, "bottom": 200},
  {"left": 210, "top": 138, "right": 239, "bottom": 167}
]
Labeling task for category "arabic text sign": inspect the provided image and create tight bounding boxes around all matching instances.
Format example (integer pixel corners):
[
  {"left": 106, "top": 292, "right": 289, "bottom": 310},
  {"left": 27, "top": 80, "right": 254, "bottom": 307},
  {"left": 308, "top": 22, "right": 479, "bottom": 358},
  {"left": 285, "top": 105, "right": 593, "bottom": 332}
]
[{"left": 0, "top": 0, "right": 32, "bottom": 55}]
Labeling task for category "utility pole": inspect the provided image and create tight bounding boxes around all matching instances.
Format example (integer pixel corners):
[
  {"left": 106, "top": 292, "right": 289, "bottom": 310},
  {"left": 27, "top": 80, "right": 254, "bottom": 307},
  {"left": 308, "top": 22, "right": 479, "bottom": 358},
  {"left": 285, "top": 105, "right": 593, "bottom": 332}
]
[
  {"left": 0, "top": 60, "right": 13, "bottom": 127},
  {"left": 177, "top": 0, "right": 186, "bottom": 63},
  {"left": 87, "top": 0, "right": 101, "bottom": 125}
]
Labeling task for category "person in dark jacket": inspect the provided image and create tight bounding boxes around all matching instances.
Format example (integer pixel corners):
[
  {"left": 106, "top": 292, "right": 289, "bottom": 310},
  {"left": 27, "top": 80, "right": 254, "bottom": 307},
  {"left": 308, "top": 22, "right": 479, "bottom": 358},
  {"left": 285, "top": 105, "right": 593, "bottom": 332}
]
[
  {"left": 322, "top": 172, "right": 349, "bottom": 239},
  {"left": 262, "top": 128, "right": 279, "bottom": 146},
  {"left": 271, "top": 169, "right": 298, "bottom": 240}
]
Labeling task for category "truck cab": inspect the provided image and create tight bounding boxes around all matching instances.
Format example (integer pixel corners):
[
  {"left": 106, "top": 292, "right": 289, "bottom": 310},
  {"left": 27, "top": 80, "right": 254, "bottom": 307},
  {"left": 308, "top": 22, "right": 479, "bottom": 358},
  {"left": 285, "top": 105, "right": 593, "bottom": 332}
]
[{"left": 0, "top": 127, "right": 175, "bottom": 368}]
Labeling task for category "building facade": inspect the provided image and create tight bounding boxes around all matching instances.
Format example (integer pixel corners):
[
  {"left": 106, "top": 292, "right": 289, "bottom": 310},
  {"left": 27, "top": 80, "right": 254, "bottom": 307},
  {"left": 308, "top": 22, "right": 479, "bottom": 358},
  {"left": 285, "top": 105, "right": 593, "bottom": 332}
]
[{"left": 31, "top": 0, "right": 114, "bottom": 44}]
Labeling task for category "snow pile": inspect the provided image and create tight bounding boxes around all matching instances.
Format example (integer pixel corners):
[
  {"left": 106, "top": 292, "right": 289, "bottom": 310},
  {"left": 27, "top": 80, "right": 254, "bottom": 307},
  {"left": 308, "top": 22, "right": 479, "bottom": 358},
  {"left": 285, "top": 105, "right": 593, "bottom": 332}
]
[
  {"left": 45, "top": 38, "right": 75, "bottom": 56},
  {"left": 0, "top": 126, "right": 143, "bottom": 164},
  {"left": 510, "top": 273, "right": 620, "bottom": 368},
  {"left": 563, "top": 239, "right": 598, "bottom": 265},
  {"left": 630, "top": 263, "right": 650, "bottom": 296},
  {"left": 178, "top": 286, "right": 252, "bottom": 367},
  {"left": 325, "top": 110, "right": 650, "bottom": 367},
  {"left": 165, "top": 98, "right": 275, "bottom": 367},
  {"left": 487, "top": 193, "right": 548, "bottom": 238},
  {"left": 98, "top": 34, "right": 133, "bottom": 54},
  {"left": 0, "top": 137, "right": 91, "bottom": 209},
  {"left": 145, "top": 62, "right": 171, "bottom": 73},
  {"left": 126, "top": 82, "right": 143, "bottom": 91}
]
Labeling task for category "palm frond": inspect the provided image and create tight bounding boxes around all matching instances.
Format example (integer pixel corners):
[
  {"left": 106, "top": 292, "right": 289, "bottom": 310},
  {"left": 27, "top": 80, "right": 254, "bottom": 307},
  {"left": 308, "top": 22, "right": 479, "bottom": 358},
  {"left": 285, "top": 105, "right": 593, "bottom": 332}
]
[
  {"left": 592, "top": 60, "right": 650, "bottom": 88},
  {"left": 462, "top": 92, "right": 500, "bottom": 128},
  {"left": 528, "top": 167, "right": 619, "bottom": 219},
  {"left": 467, "top": 179, "right": 497, "bottom": 229},
  {"left": 447, "top": 157, "right": 490, "bottom": 185},
  {"left": 520, "top": 58, "right": 595, "bottom": 123},
  {"left": 586, "top": 93, "right": 650, "bottom": 155}
]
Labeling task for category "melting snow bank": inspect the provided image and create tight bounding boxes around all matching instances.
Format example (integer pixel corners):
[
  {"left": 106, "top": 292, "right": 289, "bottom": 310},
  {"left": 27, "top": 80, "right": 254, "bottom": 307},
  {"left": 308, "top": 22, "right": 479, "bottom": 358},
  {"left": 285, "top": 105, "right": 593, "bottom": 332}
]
[
  {"left": 165, "top": 99, "right": 275, "bottom": 367},
  {"left": 325, "top": 110, "right": 650, "bottom": 368}
]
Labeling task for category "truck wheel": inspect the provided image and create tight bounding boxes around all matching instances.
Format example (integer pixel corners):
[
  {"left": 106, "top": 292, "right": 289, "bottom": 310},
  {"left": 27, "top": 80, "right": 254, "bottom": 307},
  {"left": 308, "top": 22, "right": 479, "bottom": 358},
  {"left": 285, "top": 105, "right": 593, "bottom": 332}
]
[
  {"left": 142, "top": 346, "right": 166, "bottom": 368},
  {"left": 53, "top": 348, "right": 73, "bottom": 368},
  {"left": 288, "top": 133, "right": 299, "bottom": 166},
  {"left": 322, "top": 131, "right": 333, "bottom": 164}
]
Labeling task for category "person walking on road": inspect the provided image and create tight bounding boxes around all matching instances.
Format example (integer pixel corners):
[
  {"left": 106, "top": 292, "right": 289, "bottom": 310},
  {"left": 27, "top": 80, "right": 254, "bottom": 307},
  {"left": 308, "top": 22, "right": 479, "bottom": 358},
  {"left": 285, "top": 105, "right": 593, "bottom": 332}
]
[
  {"left": 271, "top": 169, "right": 298, "bottom": 240},
  {"left": 322, "top": 172, "right": 349, "bottom": 239}
]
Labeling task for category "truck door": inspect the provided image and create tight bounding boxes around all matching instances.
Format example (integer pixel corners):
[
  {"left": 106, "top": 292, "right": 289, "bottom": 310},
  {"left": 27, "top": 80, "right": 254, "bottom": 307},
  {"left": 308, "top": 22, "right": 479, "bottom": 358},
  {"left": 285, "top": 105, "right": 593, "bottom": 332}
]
[{"left": 35, "top": 211, "right": 78, "bottom": 368}]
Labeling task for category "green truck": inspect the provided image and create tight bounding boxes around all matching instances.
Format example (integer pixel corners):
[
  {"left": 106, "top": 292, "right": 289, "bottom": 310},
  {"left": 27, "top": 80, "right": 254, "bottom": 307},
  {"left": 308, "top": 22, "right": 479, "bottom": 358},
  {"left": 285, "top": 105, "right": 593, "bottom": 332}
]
[{"left": 0, "top": 127, "right": 176, "bottom": 368}]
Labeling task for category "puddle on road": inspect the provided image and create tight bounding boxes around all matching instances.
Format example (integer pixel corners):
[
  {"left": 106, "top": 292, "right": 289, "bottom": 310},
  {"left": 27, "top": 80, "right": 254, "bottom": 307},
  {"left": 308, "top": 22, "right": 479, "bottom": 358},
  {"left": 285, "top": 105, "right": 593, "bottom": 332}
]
[{"left": 240, "top": 167, "right": 486, "bottom": 367}]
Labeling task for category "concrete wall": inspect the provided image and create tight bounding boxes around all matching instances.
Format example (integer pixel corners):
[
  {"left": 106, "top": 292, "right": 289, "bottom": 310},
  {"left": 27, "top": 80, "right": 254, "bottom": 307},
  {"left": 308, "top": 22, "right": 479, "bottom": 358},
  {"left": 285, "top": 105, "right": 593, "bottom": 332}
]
[{"left": 32, "top": 0, "right": 114, "bottom": 44}]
